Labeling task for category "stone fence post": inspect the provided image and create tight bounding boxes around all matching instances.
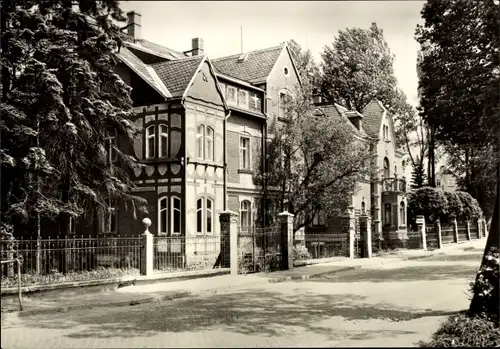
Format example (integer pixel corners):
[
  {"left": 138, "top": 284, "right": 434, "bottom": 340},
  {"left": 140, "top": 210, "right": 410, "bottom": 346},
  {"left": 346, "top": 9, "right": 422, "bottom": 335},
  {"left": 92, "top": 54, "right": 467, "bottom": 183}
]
[
  {"left": 453, "top": 218, "right": 459, "bottom": 243},
  {"left": 140, "top": 218, "right": 154, "bottom": 276},
  {"left": 359, "top": 214, "right": 372, "bottom": 258},
  {"left": 466, "top": 220, "right": 471, "bottom": 241},
  {"left": 436, "top": 219, "right": 443, "bottom": 249},
  {"left": 483, "top": 220, "right": 488, "bottom": 237},
  {"left": 341, "top": 206, "right": 356, "bottom": 258},
  {"left": 477, "top": 219, "right": 482, "bottom": 239},
  {"left": 278, "top": 211, "right": 294, "bottom": 270},
  {"left": 416, "top": 215, "right": 427, "bottom": 251},
  {"left": 219, "top": 211, "right": 238, "bottom": 275}
]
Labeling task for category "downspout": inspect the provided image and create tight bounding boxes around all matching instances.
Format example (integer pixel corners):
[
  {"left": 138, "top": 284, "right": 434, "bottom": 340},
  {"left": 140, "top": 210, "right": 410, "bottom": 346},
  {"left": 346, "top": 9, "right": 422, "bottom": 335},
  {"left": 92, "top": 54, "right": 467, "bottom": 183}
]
[{"left": 223, "top": 110, "right": 231, "bottom": 211}]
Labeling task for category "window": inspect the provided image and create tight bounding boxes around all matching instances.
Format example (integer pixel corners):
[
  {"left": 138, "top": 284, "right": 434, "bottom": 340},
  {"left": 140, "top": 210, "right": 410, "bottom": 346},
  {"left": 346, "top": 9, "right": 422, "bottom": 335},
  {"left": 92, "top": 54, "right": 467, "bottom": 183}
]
[
  {"left": 383, "top": 125, "right": 390, "bottom": 140},
  {"left": 249, "top": 92, "right": 262, "bottom": 112},
  {"left": 196, "top": 125, "right": 204, "bottom": 159},
  {"left": 283, "top": 67, "right": 289, "bottom": 76},
  {"left": 361, "top": 201, "right": 366, "bottom": 214},
  {"left": 226, "top": 85, "right": 237, "bottom": 106},
  {"left": 240, "top": 200, "right": 252, "bottom": 232},
  {"left": 206, "top": 198, "right": 213, "bottom": 233},
  {"left": 159, "top": 124, "right": 168, "bottom": 158},
  {"left": 383, "top": 157, "right": 390, "bottom": 179},
  {"left": 384, "top": 203, "right": 392, "bottom": 226},
  {"left": 171, "top": 196, "right": 181, "bottom": 235},
  {"left": 279, "top": 92, "right": 293, "bottom": 119},
  {"left": 206, "top": 127, "right": 214, "bottom": 161},
  {"left": 437, "top": 179, "right": 441, "bottom": 186},
  {"left": 105, "top": 129, "right": 117, "bottom": 164},
  {"left": 312, "top": 209, "right": 326, "bottom": 226},
  {"left": 400, "top": 201, "right": 406, "bottom": 226},
  {"left": 238, "top": 89, "right": 249, "bottom": 109},
  {"left": 240, "top": 136, "right": 251, "bottom": 170},
  {"left": 99, "top": 197, "right": 116, "bottom": 234},
  {"left": 145, "top": 125, "right": 155, "bottom": 159},
  {"left": 197, "top": 198, "right": 204, "bottom": 233},
  {"left": 158, "top": 197, "right": 168, "bottom": 235}
]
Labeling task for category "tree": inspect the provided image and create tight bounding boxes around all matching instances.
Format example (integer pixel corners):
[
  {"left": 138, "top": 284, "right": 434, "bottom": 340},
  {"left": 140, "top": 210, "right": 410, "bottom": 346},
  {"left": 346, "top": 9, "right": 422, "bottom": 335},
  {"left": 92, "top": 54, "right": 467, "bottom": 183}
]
[
  {"left": 258, "top": 77, "right": 371, "bottom": 232},
  {"left": 287, "top": 39, "right": 321, "bottom": 89},
  {"left": 416, "top": 0, "right": 499, "bottom": 325},
  {"left": 319, "top": 22, "right": 398, "bottom": 112},
  {"left": 0, "top": 0, "right": 147, "bottom": 239},
  {"left": 411, "top": 162, "right": 427, "bottom": 189}
]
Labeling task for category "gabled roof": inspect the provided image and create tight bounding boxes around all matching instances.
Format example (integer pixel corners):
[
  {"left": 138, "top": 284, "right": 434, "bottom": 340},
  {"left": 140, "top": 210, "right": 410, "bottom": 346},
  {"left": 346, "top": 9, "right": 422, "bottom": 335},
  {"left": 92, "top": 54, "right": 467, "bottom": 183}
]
[
  {"left": 124, "top": 39, "right": 187, "bottom": 60},
  {"left": 116, "top": 46, "right": 171, "bottom": 99},
  {"left": 212, "top": 45, "right": 284, "bottom": 83},
  {"left": 315, "top": 103, "right": 370, "bottom": 139},
  {"left": 151, "top": 55, "right": 205, "bottom": 98},
  {"left": 362, "top": 99, "right": 386, "bottom": 138}
]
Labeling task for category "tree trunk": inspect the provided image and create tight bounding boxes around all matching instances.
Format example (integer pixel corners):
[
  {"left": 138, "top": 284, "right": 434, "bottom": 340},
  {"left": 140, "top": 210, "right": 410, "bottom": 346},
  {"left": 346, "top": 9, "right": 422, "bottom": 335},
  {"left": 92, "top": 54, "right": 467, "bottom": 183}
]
[{"left": 468, "top": 160, "right": 499, "bottom": 322}]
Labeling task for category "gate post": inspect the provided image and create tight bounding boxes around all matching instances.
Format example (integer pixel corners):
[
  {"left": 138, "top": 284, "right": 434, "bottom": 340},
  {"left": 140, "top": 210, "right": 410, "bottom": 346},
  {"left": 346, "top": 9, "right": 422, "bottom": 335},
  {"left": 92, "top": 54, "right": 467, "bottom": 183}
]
[
  {"left": 342, "top": 206, "right": 356, "bottom": 258},
  {"left": 466, "top": 220, "right": 471, "bottom": 241},
  {"left": 359, "top": 214, "right": 372, "bottom": 258},
  {"left": 278, "top": 211, "right": 294, "bottom": 270},
  {"left": 477, "top": 219, "right": 482, "bottom": 239},
  {"left": 453, "top": 218, "right": 459, "bottom": 243},
  {"left": 436, "top": 219, "right": 443, "bottom": 249},
  {"left": 219, "top": 211, "right": 239, "bottom": 275},
  {"left": 140, "top": 218, "right": 154, "bottom": 276},
  {"left": 416, "top": 215, "right": 427, "bottom": 251}
]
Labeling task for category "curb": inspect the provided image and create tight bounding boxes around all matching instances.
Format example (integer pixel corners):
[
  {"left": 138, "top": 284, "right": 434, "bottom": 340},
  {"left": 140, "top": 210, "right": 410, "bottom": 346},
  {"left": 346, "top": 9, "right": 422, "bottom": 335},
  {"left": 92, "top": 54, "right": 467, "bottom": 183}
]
[
  {"left": 267, "top": 266, "right": 357, "bottom": 283},
  {"left": 2, "top": 290, "right": 192, "bottom": 318}
]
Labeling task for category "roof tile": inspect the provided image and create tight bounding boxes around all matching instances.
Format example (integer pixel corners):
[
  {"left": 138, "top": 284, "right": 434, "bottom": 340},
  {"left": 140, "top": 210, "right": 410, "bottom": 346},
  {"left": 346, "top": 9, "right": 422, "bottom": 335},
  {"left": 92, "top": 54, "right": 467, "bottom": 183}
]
[
  {"left": 362, "top": 100, "right": 385, "bottom": 138},
  {"left": 151, "top": 56, "right": 204, "bottom": 98},
  {"left": 212, "top": 45, "right": 284, "bottom": 83}
]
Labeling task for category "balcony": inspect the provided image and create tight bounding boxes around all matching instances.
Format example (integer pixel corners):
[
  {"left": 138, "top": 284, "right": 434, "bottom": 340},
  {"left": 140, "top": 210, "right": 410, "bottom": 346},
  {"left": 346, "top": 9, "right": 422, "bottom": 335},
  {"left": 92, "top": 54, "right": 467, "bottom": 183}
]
[{"left": 382, "top": 177, "right": 407, "bottom": 193}]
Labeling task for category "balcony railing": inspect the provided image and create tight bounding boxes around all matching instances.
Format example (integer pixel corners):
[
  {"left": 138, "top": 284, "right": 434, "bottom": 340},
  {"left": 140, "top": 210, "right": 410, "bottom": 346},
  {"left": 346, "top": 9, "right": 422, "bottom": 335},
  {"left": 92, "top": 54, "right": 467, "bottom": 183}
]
[{"left": 382, "top": 177, "right": 407, "bottom": 193}]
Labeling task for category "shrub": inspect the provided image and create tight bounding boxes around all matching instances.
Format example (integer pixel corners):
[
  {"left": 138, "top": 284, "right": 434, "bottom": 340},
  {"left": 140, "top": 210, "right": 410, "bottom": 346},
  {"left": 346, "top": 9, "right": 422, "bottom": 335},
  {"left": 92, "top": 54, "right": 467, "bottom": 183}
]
[
  {"left": 418, "top": 312, "right": 500, "bottom": 347},
  {"left": 443, "top": 192, "right": 463, "bottom": 222},
  {"left": 456, "top": 191, "right": 483, "bottom": 220},
  {"left": 408, "top": 187, "right": 448, "bottom": 223},
  {"left": 293, "top": 244, "right": 312, "bottom": 261}
]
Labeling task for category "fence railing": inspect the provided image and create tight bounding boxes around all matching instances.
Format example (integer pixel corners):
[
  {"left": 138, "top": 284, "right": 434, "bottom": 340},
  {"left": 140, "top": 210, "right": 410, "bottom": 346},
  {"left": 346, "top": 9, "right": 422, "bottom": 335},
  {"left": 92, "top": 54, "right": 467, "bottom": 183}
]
[
  {"left": 1, "top": 236, "right": 142, "bottom": 287},
  {"left": 470, "top": 224, "right": 479, "bottom": 239},
  {"left": 305, "top": 233, "right": 349, "bottom": 259},
  {"left": 457, "top": 223, "right": 468, "bottom": 242},
  {"left": 153, "top": 235, "right": 225, "bottom": 273},
  {"left": 441, "top": 224, "right": 455, "bottom": 244},
  {"left": 425, "top": 224, "right": 439, "bottom": 250},
  {"left": 382, "top": 177, "right": 407, "bottom": 193},
  {"left": 405, "top": 229, "right": 423, "bottom": 250},
  {"left": 238, "top": 226, "right": 282, "bottom": 274}
]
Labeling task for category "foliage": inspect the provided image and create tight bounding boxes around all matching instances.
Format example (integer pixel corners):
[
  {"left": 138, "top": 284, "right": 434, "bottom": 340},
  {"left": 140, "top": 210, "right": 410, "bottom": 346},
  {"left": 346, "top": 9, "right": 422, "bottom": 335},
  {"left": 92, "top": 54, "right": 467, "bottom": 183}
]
[
  {"left": 407, "top": 187, "right": 448, "bottom": 223},
  {"left": 456, "top": 191, "right": 482, "bottom": 221},
  {"left": 257, "top": 75, "right": 371, "bottom": 232},
  {"left": 0, "top": 0, "right": 148, "bottom": 237},
  {"left": 468, "top": 247, "right": 499, "bottom": 325},
  {"left": 418, "top": 311, "right": 500, "bottom": 347},
  {"left": 319, "top": 23, "right": 399, "bottom": 112},
  {"left": 443, "top": 192, "right": 463, "bottom": 221},
  {"left": 0, "top": 267, "right": 140, "bottom": 288},
  {"left": 411, "top": 162, "right": 427, "bottom": 189},
  {"left": 287, "top": 39, "right": 321, "bottom": 89},
  {"left": 416, "top": 0, "right": 499, "bottom": 150},
  {"left": 293, "top": 244, "right": 312, "bottom": 261}
]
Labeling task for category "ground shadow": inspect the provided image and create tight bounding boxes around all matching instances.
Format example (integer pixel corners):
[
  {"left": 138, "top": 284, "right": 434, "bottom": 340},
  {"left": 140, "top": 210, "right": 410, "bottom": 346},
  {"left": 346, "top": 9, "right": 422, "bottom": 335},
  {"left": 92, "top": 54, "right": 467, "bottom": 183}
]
[
  {"left": 4, "top": 287, "right": 460, "bottom": 341},
  {"left": 415, "top": 253, "right": 483, "bottom": 263},
  {"left": 312, "top": 263, "right": 478, "bottom": 283}
]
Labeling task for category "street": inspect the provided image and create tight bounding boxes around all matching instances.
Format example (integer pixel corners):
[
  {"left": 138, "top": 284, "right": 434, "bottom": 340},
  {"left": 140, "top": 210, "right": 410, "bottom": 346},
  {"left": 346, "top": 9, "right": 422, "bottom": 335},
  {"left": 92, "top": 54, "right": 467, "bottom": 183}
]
[{"left": 1, "top": 244, "right": 484, "bottom": 348}]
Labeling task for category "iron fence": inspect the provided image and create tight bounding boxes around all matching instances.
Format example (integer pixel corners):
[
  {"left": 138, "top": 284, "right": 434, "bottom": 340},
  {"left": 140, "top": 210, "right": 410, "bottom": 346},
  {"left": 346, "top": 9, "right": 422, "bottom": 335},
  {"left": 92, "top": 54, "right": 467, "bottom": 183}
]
[
  {"left": 238, "top": 226, "right": 282, "bottom": 274},
  {"left": 457, "top": 223, "right": 468, "bottom": 242},
  {"left": 153, "top": 235, "right": 225, "bottom": 273},
  {"left": 441, "top": 224, "right": 455, "bottom": 244},
  {"left": 305, "top": 233, "right": 349, "bottom": 259},
  {"left": 1, "top": 236, "right": 142, "bottom": 287}
]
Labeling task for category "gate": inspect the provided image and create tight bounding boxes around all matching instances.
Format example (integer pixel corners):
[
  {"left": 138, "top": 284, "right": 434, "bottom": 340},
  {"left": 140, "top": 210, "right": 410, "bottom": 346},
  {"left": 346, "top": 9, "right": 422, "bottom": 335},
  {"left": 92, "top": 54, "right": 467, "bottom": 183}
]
[{"left": 237, "top": 226, "right": 283, "bottom": 274}]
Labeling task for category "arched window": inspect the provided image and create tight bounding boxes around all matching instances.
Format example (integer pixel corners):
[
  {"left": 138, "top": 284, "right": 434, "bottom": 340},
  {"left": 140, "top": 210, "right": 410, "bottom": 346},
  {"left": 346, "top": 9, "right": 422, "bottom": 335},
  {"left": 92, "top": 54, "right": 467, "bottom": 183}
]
[
  {"left": 158, "top": 124, "right": 168, "bottom": 158},
  {"left": 240, "top": 200, "right": 252, "bottom": 232},
  {"left": 361, "top": 201, "right": 366, "bottom": 214},
  {"left": 145, "top": 125, "right": 155, "bottom": 159},
  {"left": 383, "top": 157, "right": 390, "bottom": 179},
  {"left": 206, "top": 198, "right": 213, "bottom": 233},
  {"left": 400, "top": 201, "right": 406, "bottom": 226},
  {"left": 158, "top": 197, "right": 168, "bottom": 235},
  {"left": 171, "top": 196, "right": 181, "bottom": 235},
  {"left": 196, "top": 125, "right": 204, "bottom": 159},
  {"left": 197, "top": 198, "right": 204, "bottom": 233},
  {"left": 384, "top": 203, "right": 392, "bottom": 226},
  {"left": 206, "top": 127, "right": 214, "bottom": 161}
]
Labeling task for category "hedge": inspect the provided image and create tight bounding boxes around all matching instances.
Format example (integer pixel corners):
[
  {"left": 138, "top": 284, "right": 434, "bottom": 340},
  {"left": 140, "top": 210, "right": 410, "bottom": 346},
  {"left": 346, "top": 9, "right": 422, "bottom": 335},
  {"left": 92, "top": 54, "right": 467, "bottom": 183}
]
[{"left": 408, "top": 187, "right": 483, "bottom": 224}]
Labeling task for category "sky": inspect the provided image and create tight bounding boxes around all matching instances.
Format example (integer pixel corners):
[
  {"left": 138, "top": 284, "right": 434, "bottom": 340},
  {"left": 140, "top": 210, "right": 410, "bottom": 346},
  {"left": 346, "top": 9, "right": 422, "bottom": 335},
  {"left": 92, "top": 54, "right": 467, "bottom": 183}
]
[{"left": 120, "top": 1, "right": 426, "bottom": 108}]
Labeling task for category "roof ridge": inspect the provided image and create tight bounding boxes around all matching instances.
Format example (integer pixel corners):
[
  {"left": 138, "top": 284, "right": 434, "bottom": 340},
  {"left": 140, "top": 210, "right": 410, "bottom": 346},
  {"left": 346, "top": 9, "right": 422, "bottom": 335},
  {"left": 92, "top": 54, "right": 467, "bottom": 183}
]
[
  {"left": 150, "top": 54, "right": 205, "bottom": 67},
  {"left": 212, "top": 44, "right": 284, "bottom": 61}
]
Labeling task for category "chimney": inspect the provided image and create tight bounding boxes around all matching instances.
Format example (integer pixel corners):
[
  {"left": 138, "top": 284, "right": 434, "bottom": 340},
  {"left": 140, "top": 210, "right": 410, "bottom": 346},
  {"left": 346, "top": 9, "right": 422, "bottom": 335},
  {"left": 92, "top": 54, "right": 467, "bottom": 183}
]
[
  {"left": 192, "top": 37, "right": 204, "bottom": 56},
  {"left": 127, "top": 11, "right": 142, "bottom": 41},
  {"left": 346, "top": 111, "right": 363, "bottom": 131}
]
